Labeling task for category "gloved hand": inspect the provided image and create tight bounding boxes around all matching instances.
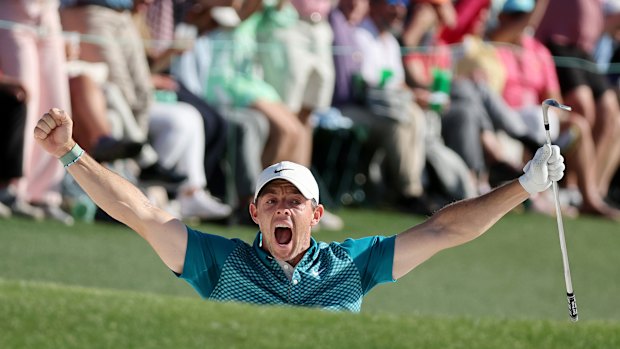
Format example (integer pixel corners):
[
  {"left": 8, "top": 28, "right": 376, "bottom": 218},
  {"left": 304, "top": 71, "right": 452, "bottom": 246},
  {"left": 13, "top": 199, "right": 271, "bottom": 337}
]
[{"left": 518, "top": 144, "right": 565, "bottom": 195}]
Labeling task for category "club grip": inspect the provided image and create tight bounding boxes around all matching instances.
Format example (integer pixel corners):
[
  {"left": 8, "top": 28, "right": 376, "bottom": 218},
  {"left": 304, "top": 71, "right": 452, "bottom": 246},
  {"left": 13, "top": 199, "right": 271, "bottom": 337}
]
[{"left": 567, "top": 293, "right": 578, "bottom": 321}]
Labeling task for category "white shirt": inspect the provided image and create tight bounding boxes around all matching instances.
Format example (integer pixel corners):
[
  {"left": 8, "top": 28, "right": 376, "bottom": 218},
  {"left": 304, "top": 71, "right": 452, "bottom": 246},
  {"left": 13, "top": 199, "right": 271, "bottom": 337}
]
[{"left": 353, "top": 18, "right": 405, "bottom": 89}]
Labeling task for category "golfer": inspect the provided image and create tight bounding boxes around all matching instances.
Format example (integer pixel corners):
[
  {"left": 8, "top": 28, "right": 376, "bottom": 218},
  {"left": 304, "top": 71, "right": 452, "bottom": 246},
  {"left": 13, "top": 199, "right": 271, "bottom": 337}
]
[{"left": 34, "top": 108, "right": 565, "bottom": 312}]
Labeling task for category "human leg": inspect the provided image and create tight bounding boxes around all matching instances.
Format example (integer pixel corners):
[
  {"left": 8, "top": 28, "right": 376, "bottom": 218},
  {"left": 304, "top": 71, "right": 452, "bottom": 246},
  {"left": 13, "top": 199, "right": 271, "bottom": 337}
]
[
  {"left": 252, "top": 100, "right": 305, "bottom": 167},
  {"left": 562, "top": 116, "right": 620, "bottom": 219},
  {"left": 218, "top": 107, "right": 270, "bottom": 211},
  {"left": 593, "top": 90, "right": 620, "bottom": 195},
  {"left": 148, "top": 102, "right": 231, "bottom": 220},
  {"left": 340, "top": 103, "right": 426, "bottom": 200},
  {"left": 176, "top": 82, "right": 228, "bottom": 180},
  {"left": 0, "top": 89, "right": 27, "bottom": 218},
  {"left": 69, "top": 75, "right": 110, "bottom": 149}
]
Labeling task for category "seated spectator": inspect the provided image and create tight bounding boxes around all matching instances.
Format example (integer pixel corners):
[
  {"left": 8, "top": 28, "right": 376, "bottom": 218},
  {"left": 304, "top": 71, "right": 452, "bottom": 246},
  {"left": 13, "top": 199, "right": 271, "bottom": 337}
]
[
  {"left": 256, "top": 0, "right": 335, "bottom": 167},
  {"left": 490, "top": 0, "right": 620, "bottom": 219},
  {"left": 134, "top": 0, "right": 233, "bottom": 221},
  {"left": 329, "top": 0, "right": 472, "bottom": 213},
  {"left": 0, "top": 0, "right": 73, "bottom": 224},
  {"left": 60, "top": 0, "right": 188, "bottom": 187},
  {"left": 138, "top": 0, "right": 230, "bottom": 196},
  {"left": 402, "top": 0, "right": 518, "bottom": 196},
  {"left": 536, "top": 0, "right": 620, "bottom": 199},
  {"left": 0, "top": 75, "right": 28, "bottom": 218},
  {"left": 189, "top": 0, "right": 307, "bottom": 168},
  {"left": 173, "top": 1, "right": 346, "bottom": 228},
  {"left": 64, "top": 39, "right": 144, "bottom": 162}
]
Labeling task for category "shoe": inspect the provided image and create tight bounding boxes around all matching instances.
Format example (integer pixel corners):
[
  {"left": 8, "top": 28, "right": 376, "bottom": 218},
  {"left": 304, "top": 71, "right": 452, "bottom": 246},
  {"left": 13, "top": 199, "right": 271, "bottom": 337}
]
[
  {"left": 11, "top": 200, "right": 45, "bottom": 221},
  {"left": 91, "top": 137, "right": 144, "bottom": 162},
  {"left": 39, "top": 204, "right": 75, "bottom": 226},
  {"left": 315, "top": 210, "right": 344, "bottom": 231},
  {"left": 0, "top": 186, "right": 14, "bottom": 205},
  {"left": 139, "top": 163, "right": 187, "bottom": 185},
  {"left": 0, "top": 201, "right": 11, "bottom": 218},
  {"left": 179, "top": 190, "right": 232, "bottom": 221}
]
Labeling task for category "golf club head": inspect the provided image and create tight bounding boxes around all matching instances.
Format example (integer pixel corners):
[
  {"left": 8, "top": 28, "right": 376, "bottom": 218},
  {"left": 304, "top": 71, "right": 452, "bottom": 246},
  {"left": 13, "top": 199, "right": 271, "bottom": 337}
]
[{"left": 542, "top": 99, "right": 572, "bottom": 125}]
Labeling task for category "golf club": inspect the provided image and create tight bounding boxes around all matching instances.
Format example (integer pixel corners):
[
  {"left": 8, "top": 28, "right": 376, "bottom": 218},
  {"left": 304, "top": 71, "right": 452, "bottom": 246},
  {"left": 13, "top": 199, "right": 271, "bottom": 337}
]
[{"left": 541, "top": 99, "right": 578, "bottom": 322}]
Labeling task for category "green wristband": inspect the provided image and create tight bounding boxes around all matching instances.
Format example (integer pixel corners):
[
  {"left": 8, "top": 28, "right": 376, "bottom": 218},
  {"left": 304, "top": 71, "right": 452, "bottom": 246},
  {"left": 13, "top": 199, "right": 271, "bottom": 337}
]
[{"left": 59, "top": 143, "right": 85, "bottom": 168}]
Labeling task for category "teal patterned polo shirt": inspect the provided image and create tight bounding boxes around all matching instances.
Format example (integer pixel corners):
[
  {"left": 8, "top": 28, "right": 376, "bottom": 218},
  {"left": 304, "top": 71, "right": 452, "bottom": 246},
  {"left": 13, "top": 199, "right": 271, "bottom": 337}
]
[{"left": 179, "top": 227, "right": 396, "bottom": 312}]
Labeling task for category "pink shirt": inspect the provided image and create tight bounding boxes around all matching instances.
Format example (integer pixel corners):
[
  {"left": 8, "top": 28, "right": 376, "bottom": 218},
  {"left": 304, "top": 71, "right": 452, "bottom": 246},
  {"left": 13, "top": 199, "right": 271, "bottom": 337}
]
[
  {"left": 535, "top": 0, "right": 603, "bottom": 53},
  {"left": 495, "top": 35, "right": 560, "bottom": 108},
  {"left": 291, "top": 0, "right": 332, "bottom": 21}
]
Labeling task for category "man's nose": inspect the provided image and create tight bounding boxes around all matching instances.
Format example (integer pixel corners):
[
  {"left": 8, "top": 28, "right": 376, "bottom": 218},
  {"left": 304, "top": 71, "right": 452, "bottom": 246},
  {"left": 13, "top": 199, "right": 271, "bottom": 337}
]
[{"left": 276, "top": 202, "right": 292, "bottom": 215}]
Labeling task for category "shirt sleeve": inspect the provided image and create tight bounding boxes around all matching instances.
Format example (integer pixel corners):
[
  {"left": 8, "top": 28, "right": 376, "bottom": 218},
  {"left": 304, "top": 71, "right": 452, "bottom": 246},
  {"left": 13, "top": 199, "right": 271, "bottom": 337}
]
[
  {"left": 338, "top": 235, "right": 397, "bottom": 294},
  {"left": 178, "top": 227, "right": 239, "bottom": 298},
  {"left": 172, "top": 38, "right": 212, "bottom": 97}
]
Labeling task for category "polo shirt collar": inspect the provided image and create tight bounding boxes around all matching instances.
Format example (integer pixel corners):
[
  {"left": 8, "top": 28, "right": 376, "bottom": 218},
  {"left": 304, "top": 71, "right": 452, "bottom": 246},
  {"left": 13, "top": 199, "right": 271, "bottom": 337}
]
[{"left": 252, "top": 231, "right": 319, "bottom": 268}]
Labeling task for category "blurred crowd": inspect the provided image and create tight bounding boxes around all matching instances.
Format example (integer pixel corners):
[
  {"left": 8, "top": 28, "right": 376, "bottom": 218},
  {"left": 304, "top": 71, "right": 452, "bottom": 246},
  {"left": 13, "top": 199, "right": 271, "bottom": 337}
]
[{"left": 1, "top": 0, "right": 620, "bottom": 227}]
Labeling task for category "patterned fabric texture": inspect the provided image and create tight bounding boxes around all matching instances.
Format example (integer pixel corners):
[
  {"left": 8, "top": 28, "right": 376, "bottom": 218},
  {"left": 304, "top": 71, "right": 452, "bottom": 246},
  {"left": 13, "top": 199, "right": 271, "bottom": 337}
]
[{"left": 210, "top": 241, "right": 364, "bottom": 312}]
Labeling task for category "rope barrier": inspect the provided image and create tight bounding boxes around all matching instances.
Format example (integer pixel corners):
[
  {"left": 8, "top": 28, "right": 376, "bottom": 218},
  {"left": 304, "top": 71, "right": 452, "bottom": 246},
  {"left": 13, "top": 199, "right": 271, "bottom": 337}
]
[{"left": 1, "top": 18, "right": 619, "bottom": 75}]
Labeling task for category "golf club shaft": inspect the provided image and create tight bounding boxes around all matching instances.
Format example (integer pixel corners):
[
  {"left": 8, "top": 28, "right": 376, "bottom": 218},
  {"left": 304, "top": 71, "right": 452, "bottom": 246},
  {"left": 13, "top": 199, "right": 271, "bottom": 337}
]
[{"left": 544, "top": 128, "right": 578, "bottom": 322}]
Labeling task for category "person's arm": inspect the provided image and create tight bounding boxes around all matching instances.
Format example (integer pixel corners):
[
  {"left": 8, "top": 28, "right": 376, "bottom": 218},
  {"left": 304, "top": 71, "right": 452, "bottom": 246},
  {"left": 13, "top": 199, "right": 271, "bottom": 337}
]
[
  {"left": 392, "top": 145, "right": 565, "bottom": 279},
  {"left": 33, "top": 108, "right": 187, "bottom": 274}
]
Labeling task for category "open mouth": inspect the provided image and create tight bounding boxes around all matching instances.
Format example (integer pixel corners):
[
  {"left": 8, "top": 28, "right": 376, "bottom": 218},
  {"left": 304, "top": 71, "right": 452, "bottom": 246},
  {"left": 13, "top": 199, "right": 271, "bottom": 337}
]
[{"left": 274, "top": 227, "right": 292, "bottom": 245}]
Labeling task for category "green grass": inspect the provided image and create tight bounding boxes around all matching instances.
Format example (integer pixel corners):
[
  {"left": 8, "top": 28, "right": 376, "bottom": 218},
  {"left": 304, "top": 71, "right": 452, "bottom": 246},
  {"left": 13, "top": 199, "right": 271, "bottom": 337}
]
[
  {"left": 2, "top": 279, "right": 619, "bottom": 349},
  {"left": 1, "top": 209, "right": 620, "bottom": 348}
]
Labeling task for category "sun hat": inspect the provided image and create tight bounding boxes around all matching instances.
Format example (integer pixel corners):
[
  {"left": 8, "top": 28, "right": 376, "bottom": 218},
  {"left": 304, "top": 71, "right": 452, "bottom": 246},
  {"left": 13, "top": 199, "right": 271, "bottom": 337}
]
[
  {"left": 254, "top": 161, "right": 320, "bottom": 204},
  {"left": 501, "top": 0, "right": 535, "bottom": 13}
]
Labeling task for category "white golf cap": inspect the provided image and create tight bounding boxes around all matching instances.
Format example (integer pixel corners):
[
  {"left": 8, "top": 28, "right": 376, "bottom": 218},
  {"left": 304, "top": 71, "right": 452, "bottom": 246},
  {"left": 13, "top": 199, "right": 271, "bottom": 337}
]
[{"left": 254, "top": 161, "right": 319, "bottom": 203}]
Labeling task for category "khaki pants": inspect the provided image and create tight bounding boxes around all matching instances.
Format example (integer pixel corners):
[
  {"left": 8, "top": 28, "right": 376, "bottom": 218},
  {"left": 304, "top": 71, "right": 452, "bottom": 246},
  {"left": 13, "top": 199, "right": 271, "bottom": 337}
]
[{"left": 340, "top": 101, "right": 426, "bottom": 198}]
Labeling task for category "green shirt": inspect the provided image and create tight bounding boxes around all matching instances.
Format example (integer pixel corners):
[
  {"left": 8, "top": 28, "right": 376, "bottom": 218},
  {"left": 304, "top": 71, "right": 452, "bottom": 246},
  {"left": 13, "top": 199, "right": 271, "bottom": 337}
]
[{"left": 180, "top": 227, "right": 396, "bottom": 312}]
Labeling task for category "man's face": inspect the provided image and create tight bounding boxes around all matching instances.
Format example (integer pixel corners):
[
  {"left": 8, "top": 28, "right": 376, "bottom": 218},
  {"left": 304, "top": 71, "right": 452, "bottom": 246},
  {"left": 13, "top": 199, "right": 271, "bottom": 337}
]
[
  {"left": 249, "top": 180, "right": 323, "bottom": 266},
  {"left": 340, "top": 0, "right": 370, "bottom": 24},
  {"left": 370, "top": 0, "right": 408, "bottom": 35}
]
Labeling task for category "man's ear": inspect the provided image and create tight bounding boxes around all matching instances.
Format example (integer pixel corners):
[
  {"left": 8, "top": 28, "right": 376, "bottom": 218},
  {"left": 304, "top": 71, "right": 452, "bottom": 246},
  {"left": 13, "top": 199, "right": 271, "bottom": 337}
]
[
  {"left": 249, "top": 202, "right": 260, "bottom": 225},
  {"left": 311, "top": 204, "right": 325, "bottom": 226}
]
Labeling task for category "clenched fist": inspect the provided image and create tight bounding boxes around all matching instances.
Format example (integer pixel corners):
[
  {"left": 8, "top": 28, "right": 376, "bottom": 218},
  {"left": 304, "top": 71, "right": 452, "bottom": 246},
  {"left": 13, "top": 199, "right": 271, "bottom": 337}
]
[{"left": 33, "top": 108, "right": 75, "bottom": 158}]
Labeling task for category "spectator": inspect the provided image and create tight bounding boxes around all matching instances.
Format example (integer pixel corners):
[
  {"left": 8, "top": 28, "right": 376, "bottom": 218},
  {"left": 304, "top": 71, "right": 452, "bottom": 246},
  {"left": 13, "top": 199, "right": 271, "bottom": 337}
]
[
  {"left": 194, "top": 0, "right": 307, "bottom": 168},
  {"left": 403, "top": 0, "right": 541, "bottom": 196},
  {"left": 138, "top": 0, "right": 230, "bottom": 196},
  {"left": 173, "top": 1, "right": 344, "bottom": 229},
  {"left": 536, "top": 0, "right": 620, "bottom": 199},
  {"left": 0, "top": 75, "right": 28, "bottom": 218},
  {"left": 0, "top": 0, "right": 73, "bottom": 224},
  {"left": 64, "top": 39, "right": 144, "bottom": 162},
  {"left": 331, "top": 0, "right": 447, "bottom": 212},
  {"left": 256, "top": 0, "right": 336, "bottom": 166},
  {"left": 133, "top": 0, "right": 233, "bottom": 221},
  {"left": 172, "top": 17, "right": 271, "bottom": 219},
  {"left": 60, "top": 0, "right": 188, "bottom": 186},
  {"left": 490, "top": 0, "right": 620, "bottom": 219}
]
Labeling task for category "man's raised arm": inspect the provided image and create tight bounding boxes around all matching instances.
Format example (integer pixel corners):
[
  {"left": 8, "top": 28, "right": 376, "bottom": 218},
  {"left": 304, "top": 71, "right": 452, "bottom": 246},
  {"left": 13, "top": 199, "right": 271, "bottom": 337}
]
[
  {"left": 34, "top": 108, "right": 187, "bottom": 274},
  {"left": 392, "top": 145, "right": 565, "bottom": 279}
]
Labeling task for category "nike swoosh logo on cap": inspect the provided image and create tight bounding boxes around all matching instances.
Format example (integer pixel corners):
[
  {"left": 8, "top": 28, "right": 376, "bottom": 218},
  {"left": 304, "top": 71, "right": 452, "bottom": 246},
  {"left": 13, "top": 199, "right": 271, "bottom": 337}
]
[{"left": 274, "top": 168, "right": 293, "bottom": 173}]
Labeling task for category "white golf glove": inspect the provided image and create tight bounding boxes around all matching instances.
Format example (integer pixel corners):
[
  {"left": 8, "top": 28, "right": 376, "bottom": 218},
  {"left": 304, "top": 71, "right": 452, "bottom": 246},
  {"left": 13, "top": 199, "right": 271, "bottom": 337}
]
[{"left": 518, "top": 144, "right": 565, "bottom": 195}]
